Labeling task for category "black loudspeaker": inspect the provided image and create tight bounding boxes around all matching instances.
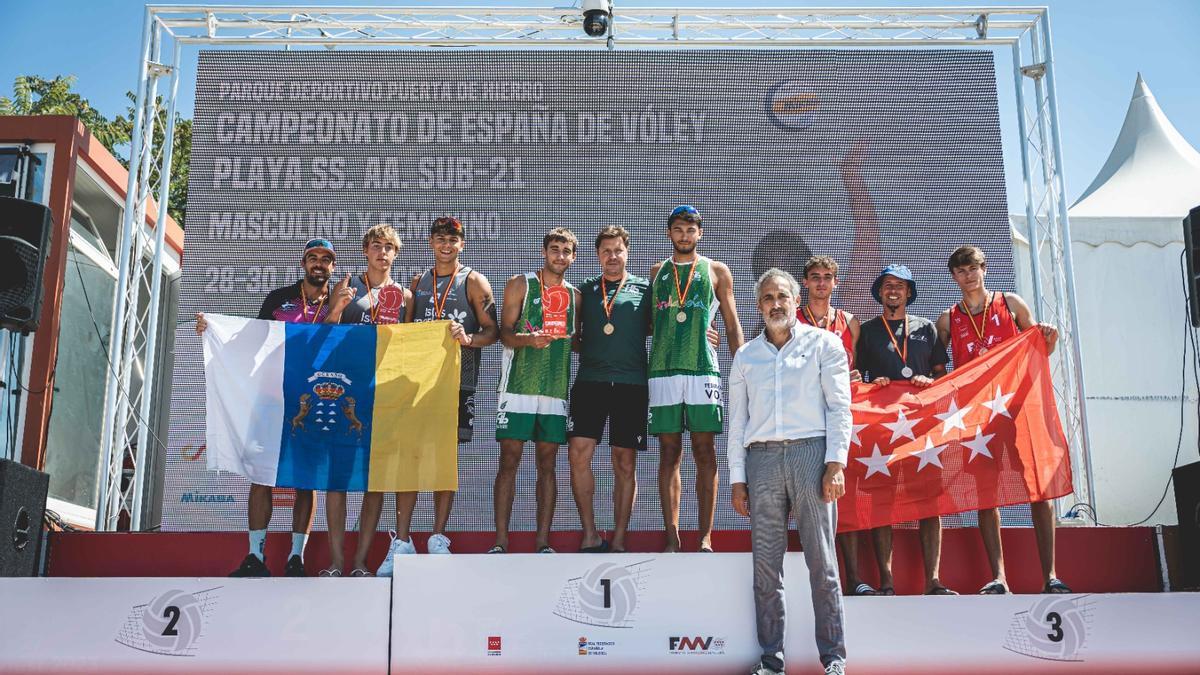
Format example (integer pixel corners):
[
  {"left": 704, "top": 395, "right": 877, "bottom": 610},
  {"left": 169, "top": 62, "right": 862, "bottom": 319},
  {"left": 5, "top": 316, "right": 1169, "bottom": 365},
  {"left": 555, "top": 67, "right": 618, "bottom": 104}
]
[
  {"left": 0, "top": 196, "right": 53, "bottom": 333},
  {"left": 1174, "top": 461, "right": 1200, "bottom": 589},
  {"left": 1183, "top": 206, "right": 1200, "bottom": 328},
  {"left": 0, "top": 459, "right": 49, "bottom": 577}
]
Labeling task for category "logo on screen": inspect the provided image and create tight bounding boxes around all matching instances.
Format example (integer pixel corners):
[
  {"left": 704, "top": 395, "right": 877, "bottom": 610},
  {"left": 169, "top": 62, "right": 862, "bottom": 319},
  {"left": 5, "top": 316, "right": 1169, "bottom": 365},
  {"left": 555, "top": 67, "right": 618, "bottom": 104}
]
[
  {"left": 668, "top": 635, "right": 726, "bottom": 654},
  {"left": 115, "top": 587, "right": 221, "bottom": 656},
  {"left": 1002, "top": 595, "right": 1094, "bottom": 662},
  {"left": 553, "top": 560, "right": 651, "bottom": 629},
  {"left": 765, "top": 81, "right": 819, "bottom": 131},
  {"left": 487, "top": 635, "right": 502, "bottom": 655}
]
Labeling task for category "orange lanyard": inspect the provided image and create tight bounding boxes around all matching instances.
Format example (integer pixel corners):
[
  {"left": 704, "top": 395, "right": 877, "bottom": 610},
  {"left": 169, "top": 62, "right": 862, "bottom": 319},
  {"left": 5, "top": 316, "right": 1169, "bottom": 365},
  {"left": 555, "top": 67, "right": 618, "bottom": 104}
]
[
  {"left": 671, "top": 259, "right": 697, "bottom": 309},
  {"left": 300, "top": 286, "right": 326, "bottom": 323},
  {"left": 885, "top": 314, "right": 909, "bottom": 366},
  {"left": 601, "top": 274, "right": 628, "bottom": 321},
  {"left": 804, "top": 307, "right": 838, "bottom": 332},
  {"left": 431, "top": 265, "right": 459, "bottom": 319},
  {"left": 960, "top": 292, "right": 992, "bottom": 345}
]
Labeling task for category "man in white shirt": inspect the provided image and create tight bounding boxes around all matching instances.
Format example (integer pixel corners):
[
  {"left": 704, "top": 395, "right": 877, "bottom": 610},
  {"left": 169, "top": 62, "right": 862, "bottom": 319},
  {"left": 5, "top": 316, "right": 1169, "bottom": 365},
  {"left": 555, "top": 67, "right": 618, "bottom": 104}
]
[{"left": 729, "top": 268, "right": 851, "bottom": 675}]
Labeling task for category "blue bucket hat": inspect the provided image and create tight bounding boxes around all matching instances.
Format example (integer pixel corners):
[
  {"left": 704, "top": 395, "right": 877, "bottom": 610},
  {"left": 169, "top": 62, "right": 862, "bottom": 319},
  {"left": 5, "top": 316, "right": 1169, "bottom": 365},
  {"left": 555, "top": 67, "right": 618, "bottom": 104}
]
[{"left": 871, "top": 264, "right": 917, "bottom": 305}]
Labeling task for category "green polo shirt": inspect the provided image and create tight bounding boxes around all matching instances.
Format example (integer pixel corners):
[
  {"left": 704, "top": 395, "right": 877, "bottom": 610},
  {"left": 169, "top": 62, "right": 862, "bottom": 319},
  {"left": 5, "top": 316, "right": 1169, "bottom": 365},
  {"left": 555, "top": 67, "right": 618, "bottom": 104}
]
[{"left": 577, "top": 273, "right": 651, "bottom": 386}]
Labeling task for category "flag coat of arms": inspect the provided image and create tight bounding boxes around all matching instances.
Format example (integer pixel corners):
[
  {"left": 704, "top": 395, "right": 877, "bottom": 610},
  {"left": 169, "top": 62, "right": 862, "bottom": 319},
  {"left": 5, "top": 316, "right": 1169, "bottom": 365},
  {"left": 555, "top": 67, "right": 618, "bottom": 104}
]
[
  {"left": 840, "top": 329, "right": 1073, "bottom": 531},
  {"left": 201, "top": 314, "right": 460, "bottom": 492}
]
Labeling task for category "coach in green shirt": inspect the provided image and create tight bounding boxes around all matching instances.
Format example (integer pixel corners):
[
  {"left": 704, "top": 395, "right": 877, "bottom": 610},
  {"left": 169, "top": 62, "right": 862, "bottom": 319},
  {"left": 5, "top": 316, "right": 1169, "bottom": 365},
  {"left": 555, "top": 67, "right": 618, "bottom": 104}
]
[{"left": 569, "top": 226, "right": 651, "bottom": 553}]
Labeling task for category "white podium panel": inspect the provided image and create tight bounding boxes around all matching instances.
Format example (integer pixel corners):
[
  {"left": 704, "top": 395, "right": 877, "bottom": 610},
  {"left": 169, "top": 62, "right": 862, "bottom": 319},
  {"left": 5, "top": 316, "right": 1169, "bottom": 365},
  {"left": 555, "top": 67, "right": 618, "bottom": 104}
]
[{"left": 0, "top": 577, "right": 390, "bottom": 674}]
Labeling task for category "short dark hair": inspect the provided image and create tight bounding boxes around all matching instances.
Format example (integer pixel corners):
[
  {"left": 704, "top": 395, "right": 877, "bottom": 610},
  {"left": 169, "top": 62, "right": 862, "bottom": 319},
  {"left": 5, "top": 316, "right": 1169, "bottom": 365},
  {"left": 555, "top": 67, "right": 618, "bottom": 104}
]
[
  {"left": 948, "top": 245, "right": 987, "bottom": 271},
  {"left": 543, "top": 227, "right": 578, "bottom": 253},
  {"left": 430, "top": 216, "right": 465, "bottom": 239},
  {"left": 594, "top": 225, "right": 630, "bottom": 250}
]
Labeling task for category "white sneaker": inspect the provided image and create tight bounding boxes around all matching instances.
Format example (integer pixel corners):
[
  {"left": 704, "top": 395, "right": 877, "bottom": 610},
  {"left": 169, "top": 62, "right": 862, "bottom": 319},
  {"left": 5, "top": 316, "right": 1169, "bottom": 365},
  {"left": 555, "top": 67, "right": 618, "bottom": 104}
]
[
  {"left": 375, "top": 532, "right": 417, "bottom": 577},
  {"left": 427, "top": 533, "right": 452, "bottom": 554}
]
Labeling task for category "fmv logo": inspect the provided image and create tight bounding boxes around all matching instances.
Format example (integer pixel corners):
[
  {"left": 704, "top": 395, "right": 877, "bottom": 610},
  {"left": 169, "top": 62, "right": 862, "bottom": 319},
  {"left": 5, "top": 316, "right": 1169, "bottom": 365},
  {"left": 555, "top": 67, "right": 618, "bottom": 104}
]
[{"left": 668, "top": 635, "right": 727, "bottom": 655}]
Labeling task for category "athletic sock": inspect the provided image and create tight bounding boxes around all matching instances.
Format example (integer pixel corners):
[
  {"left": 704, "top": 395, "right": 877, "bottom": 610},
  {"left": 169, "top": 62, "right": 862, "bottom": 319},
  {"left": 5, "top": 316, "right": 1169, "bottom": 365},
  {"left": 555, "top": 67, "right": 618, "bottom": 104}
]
[
  {"left": 249, "top": 529, "right": 267, "bottom": 561},
  {"left": 291, "top": 532, "right": 309, "bottom": 561}
]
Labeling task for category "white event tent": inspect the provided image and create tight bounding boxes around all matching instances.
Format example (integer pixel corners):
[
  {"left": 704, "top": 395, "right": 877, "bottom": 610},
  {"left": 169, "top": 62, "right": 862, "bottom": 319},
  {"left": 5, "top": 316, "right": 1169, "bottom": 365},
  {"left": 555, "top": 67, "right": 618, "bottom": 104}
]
[{"left": 1013, "top": 74, "right": 1200, "bottom": 525}]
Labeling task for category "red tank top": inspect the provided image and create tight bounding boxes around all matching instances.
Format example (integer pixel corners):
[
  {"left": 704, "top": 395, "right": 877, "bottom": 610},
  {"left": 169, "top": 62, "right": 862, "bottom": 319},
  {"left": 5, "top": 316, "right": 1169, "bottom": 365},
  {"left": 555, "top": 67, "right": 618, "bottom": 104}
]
[
  {"left": 797, "top": 306, "right": 855, "bottom": 369},
  {"left": 949, "top": 292, "right": 1019, "bottom": 366}
]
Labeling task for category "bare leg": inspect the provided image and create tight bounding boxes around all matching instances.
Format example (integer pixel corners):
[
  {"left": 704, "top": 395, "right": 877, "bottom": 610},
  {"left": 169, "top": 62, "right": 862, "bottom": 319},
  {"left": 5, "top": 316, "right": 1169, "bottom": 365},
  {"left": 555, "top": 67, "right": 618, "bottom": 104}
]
[
  {"left": 395, "top": 492, "right": 418, "bottom": 542},
  {"left": 325, "top": 491, "right": 347, "bottom": 572},
  {"left": 248, "top": 483, "right": 273, "bottom": 531},
  {"left": 534, "top": 442, "right": 560, "bottom": 550},
  {"left": 568, "top": 437, "right": 601, "bottom": 548},
  {"left": 291, "top": 489, "right": 315, "bottom": 534},
  {"left": 611, "top": 446, "right": 637, "bottom": 551},
  {"left": 838, "top": 532, "right": 864, "bottom": 592},
  {"left": 493, "top": 440, "right": 524, "bottom": 551},
  {"left": 918, "top": 516, "right": 947, "bottom": 592},
  {"left": 432, "top": 490, "right": 455, "bottom": 536},
  {"left": 692, "top": 431, "right": 718, "bottom": 551},
  {"left": 978, "top": 507, "right": 1007, "bottom": 587},
  {"left": 1031, "top": 500, "right": 1058, "bottom": 584},
  {"left": 657, "top": 432, "right": 683, "bottom": 552},
  {"left": 352, "top": 491, "right": 383, "bottom": 570},
  {"left": 871, "top": 525, "right": 894, "bottom": 591}
]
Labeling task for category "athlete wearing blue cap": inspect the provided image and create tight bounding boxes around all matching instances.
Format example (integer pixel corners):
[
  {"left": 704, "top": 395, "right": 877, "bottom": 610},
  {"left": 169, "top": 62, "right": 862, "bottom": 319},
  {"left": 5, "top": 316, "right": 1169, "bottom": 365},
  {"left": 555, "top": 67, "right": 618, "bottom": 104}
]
[{"left": 848, "top": 264, "right": 955, "bottom": 596}]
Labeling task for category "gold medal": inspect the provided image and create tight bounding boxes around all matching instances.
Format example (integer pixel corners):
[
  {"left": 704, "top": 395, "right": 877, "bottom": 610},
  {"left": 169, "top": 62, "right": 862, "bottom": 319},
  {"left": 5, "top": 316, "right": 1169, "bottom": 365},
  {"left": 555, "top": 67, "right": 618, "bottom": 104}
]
[
  {"left": 960, "top": 292, "right": 993, "bottom": 357},
  {"left": 676, "top": 311, "right": 687, "bottom": 323},
  {"left": 603, "top": 322, "right": 615, "bottom": 335},
  {"left": 600, "top": 274, "right": 627, "bottom": 338}
]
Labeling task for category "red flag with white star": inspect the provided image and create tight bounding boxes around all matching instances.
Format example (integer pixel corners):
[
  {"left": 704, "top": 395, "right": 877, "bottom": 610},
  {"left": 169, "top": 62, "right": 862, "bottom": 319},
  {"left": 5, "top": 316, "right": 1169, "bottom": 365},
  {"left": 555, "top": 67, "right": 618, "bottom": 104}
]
[{"left": 838, "top": 329, "right": 1073, "bottom": 532}]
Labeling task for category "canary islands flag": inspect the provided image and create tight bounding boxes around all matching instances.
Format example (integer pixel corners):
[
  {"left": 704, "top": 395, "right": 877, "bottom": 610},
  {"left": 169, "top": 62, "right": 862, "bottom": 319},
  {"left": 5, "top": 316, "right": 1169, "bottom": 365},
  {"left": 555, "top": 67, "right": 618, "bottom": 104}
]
[{"left": 201, "top": 314, "right": 460, "bottom": 492}]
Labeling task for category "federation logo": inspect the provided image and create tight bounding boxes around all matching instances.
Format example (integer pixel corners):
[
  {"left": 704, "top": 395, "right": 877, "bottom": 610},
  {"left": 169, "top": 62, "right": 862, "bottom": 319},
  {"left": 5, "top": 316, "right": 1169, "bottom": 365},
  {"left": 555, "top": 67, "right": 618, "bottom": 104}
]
[
  {"left": 1002, "top": 595, "right": 1094, "bottom": 662},
  {"left": 487, "top": 635, "right": 502, "bottom": 656},
  {"left": 115, "top": 587, "right": 221, "bottom": 657},
  {"left": 578, "top": 636, "right": 616, "bottom": 656},
  {"left": 554, "top": 560, "right": 651, "bottom": 629},
  {"left": 668, "top": 635, "right": 727, "bottom": 655},
  {"left": 765, "top": 81, "right": 819, "bottom": 131}
]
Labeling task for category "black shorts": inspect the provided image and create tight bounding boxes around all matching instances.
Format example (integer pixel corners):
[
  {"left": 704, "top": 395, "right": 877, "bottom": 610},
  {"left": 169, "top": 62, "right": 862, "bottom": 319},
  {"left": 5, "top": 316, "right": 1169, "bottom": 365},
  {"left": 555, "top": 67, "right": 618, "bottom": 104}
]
[
  {"left": 567, "top": 381, "right": 649, "bottom": 451},
  {"left": 458, "top": 390, "right": 475, "bottom": 443}
]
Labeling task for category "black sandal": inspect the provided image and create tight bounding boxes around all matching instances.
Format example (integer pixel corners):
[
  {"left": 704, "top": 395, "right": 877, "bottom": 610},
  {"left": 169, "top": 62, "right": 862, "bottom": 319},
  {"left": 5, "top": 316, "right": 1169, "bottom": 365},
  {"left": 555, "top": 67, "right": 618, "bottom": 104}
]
[
  {"left": 847, "top": 583, "right": 879, "bottom": 596},
  {"left": 486, "top": 545, "right": 506, "bottom": 554},
  {"left": 979, "top": 580, "right": 1009, "bottom": 595},
  {"left": 1043, "top": 578, "right": 1072, "bottom": 594}
]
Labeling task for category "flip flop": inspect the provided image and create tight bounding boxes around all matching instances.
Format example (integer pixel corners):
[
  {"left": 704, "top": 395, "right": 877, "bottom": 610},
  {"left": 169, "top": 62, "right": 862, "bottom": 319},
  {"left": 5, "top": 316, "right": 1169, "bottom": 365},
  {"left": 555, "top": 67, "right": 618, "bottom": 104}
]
[
  {"left": 877, "top": 587, "right": 896, "bottom": 596},
  {"left": 698, "top": 546, "right": 714, "bottom": 553},
  {"left": 486, "top": 545, "right": 506, "bottom": 554},
  {"left": 318, "top": 567, "right": 342, "bottom": 577},
  {"left": 580, "top": 540, "right": 611, "bottom": 553},
  {"left": 1043, "top": 578, "right": 1072, "bottom": 594},
  {"left": 349, "top": 567, "right": 373, "bottom": 577},
  {"left": 925, "top": 585, "right": 959, "bottom": 596},
  {"left": 979, "top": 580, "right": 1009, "bottom": 595},
  {"left": 537, "top": 545, "right": 557, "bottom": 554},
  {"left": 847, "top": 583, "right": 879, "bottom": 596}
]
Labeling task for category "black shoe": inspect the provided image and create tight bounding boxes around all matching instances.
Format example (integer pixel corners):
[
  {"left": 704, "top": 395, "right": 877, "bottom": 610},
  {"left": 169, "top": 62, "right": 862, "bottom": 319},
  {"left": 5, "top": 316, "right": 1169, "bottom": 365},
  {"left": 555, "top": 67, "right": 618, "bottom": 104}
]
[
  {"left": 285, "top": 554, "right": 307, "bottom": 577},
  {"left": 229, "top": 553, "right": 270, "bottom": 577}
]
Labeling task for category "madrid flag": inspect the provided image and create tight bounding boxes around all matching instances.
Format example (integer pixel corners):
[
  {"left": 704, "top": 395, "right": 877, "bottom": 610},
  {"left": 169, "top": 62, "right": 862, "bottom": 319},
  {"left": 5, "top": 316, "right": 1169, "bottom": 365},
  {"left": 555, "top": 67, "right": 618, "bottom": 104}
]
[
  {"left": 839, "top": 329, "right": 1073, "bottom": 532},
  {"left": 201, "top": 314, "right": 460, "bottom": 492}
]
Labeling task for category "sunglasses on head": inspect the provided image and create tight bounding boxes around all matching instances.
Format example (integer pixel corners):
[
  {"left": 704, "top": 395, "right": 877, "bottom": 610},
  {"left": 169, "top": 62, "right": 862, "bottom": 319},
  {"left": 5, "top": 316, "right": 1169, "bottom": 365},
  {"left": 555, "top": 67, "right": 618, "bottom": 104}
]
[{"left": 670, "top": 205, "right": 699, "bottom": 217}]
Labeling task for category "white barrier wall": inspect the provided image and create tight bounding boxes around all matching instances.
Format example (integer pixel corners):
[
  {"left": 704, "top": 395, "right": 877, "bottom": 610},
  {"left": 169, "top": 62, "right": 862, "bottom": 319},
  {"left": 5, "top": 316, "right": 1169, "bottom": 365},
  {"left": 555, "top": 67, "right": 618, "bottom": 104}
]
[{"left": 3, "top": 558, "right": 1199, "bottom": 674}]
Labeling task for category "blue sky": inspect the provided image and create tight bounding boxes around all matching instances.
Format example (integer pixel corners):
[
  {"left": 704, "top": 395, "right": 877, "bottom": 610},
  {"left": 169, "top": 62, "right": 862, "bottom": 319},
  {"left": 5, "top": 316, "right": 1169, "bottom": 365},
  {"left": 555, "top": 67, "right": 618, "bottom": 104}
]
[{"left": 3, "top": 0, "right": 1197, "bottom": 210}]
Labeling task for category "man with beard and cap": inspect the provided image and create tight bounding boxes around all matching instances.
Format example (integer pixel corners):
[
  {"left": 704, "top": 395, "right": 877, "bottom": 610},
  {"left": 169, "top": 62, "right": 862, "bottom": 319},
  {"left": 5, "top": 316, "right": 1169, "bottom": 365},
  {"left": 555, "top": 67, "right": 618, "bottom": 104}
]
[
  {"left": 491, "top": 228, "right": 582, "bottom": 554},
  {"left": 195, "top": 237, "right": 337, "bottom": 577},
  {"left": 935, "top": 245, "right": 1070, "bottom": 595},
  {"left": 649, "top": 204, "right": 745, "bottom": 553},
  {"left": 853, "top": 264, "right": 956, "bottom": 595},
  {"left": 729, "top": 267, "right": 850, "bottom": 675}
]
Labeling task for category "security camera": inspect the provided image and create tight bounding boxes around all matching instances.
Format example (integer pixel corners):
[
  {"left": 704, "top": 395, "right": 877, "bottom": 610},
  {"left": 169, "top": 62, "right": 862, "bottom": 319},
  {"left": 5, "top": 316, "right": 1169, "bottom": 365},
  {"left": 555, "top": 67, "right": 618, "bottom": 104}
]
[{"left": 582, "top": 0, "right": 611, "bottom": 37}]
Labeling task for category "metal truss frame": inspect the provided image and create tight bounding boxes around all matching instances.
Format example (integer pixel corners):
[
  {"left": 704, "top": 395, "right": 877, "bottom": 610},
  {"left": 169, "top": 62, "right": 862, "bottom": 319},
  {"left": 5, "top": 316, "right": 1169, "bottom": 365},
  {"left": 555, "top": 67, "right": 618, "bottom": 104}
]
[{"left": 97, "top": 4, "right": 1094, "bottom": 529}]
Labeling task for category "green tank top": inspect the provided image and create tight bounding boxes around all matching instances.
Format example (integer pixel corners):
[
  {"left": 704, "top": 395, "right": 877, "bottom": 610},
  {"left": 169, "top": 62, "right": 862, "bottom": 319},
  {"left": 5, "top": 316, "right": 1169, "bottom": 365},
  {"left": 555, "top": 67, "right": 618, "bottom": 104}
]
[
  {"left": 577, "top": 273, "right": 651, "bottom": 386},
  {"left": 649, "top": 256, "right": 719, "bottom": 377},
  {"left": 499, "top": 271, "right": 576, "bottom": 400}
]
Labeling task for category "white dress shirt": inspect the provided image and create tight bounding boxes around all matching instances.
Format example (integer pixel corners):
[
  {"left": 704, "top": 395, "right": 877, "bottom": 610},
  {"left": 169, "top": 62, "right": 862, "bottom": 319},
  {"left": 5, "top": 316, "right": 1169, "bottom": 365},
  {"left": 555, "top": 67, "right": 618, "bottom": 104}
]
[{"left": 727, "top": 321, "right": 853, "bottom": 484}]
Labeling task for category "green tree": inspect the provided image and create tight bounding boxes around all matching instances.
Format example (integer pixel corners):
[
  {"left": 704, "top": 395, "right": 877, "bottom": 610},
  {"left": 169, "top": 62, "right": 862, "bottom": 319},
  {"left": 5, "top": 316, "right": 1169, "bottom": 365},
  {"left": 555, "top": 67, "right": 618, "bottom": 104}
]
[{"left": 1, "top": 75, "right": 190, "bottom": 227}]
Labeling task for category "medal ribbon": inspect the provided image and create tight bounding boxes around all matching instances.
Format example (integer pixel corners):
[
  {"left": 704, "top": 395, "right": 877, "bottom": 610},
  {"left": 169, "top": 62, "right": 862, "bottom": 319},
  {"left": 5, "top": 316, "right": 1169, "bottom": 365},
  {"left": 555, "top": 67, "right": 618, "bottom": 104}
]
[
  {"left": 671, "top": 259, "right": 698, "bottom": 314},
  {"left": 960, "top": 292, "right": 992, "bottom": 350},
  {"left": 362, "top": 274, "right": 393, "bottom": 323},
  {"left": 803, "top": 307, "right": 838, "bottom": 332},
  {"left": 431, "top": 265, "right": 459, "bottom": 319},
  {"left": 884, "top": 314, "right": 909, "bottom": 370},
  {"left": 300, "top": 285, "right": 327, "bottom": 324},
  {"left": 601, "top": 273, "right": 628, "bottom": 323}
]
